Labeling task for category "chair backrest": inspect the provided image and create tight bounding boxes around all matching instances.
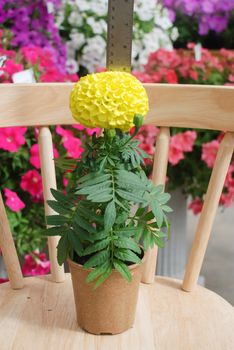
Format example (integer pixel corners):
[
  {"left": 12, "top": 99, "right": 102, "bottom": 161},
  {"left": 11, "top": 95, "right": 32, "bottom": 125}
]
[{"left": 0, "top": 83, "right": 233, "bottom": 291}]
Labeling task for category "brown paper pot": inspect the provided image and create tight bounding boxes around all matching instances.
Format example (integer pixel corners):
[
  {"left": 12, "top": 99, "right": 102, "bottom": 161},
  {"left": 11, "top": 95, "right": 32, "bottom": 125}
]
[{"left": 68, "top": 254, "right": 145, "bottom": 335}]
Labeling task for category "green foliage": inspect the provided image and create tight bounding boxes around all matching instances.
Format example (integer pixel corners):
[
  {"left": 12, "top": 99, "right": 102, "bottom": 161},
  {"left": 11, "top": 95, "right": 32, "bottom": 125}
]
[{"left": 46, "top": 122, "right": 172, "bottom": 288}]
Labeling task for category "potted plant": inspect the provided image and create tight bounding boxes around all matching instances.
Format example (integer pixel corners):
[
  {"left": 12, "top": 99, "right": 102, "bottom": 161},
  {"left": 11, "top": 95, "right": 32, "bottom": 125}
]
[{"left": 45, "top": 71, "right": 172, "bottom": 335}]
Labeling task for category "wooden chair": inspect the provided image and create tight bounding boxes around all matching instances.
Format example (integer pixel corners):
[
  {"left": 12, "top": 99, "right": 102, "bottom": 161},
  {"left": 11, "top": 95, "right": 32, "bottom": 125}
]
[{"left": 0, "top": 83, "right": 234, "bottom": 349}]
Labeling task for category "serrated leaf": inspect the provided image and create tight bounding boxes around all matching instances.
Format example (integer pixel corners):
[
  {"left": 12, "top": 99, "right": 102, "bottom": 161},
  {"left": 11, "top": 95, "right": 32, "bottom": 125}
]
[
  {"left": 114, "top": 249, "right": 141, "bottom": 264},
  {"left": 82, "top": 237, "right": 110, "bottom": 256},
  {"left": 113, "top": 259, "right": 132, "bottom": 282},
  {"left": 116, "top": 189, "right": 146, "bottom": 204},
  {"left": 88, "top": 193, "right": 113, "bottom": 203},
  {"left": 104, "top": 200, "right": 116, "bottom": 231},
  {"left": 42, "top": 226, "right": 67, "bottom": 236},
  {"left": 86, "top": 263, "right": 109, "bottom": 283},
  {"left": 114, "top": 238, "right": 141, "bottom": 254},
  {"left": 46, "top": 215, "right": 69, "bottom": 226},
  {"left": 94, "top": 265, "right": 112, "bottom": 289},
  {"left": 114, "top": 226, "right": 137, "bottom": 237},
  {"left": 68, "top": 229, "right": 83, "bottom": 256},
  {"left": 50, "top": 188, "right": 74, "bottom": 208},
  {"left": 47, "top": 200, "right": 71, "bottom": 215},
  {"left": 74, "top": 213, "right": 96, "bottom": 234},
  {"left": 78, "top": 173, "right": 111, "bottom": 187},
  {"left": 157, "top": 193, "right": 171, "bottom": 204},
  {"left": 76, "top": 180, "right": 111, "bottom": 195},
  {"left": 162, "top": 205, "right": 173, "bottom": 213},
  {"left": 84, "top": 249, "right": 110, "bottom": 268},
  {"left": 57, "top": 233, "right": 70, "bottom": 265},
  {"left": 90, "top": 230, "right": 109, "bottom": 241},
  {"left": 150, "top": 201, "right": 164, "bottom": 228},
  {"left": 87, "top": 188, "right": 112, "bottom": 202}
]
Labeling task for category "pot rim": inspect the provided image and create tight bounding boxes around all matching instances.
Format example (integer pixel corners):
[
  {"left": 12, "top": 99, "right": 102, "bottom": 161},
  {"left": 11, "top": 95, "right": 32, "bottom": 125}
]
[{"left": 67, "top": 247, "right": 146, "bottom": 273}]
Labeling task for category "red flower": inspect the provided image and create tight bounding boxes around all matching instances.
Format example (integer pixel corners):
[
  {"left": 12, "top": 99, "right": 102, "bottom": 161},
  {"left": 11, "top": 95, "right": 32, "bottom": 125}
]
[
  {"left": 3, "top": 188, "right": 25, "bottom": 212},
  {"left": 188, "top": 198, "right": 203, "bottom": 215},
  {"left": 165, "top": 70, "right": 178, "bottom": 83},
  {"left": 20, "top": 170, "right": 42, "bottom": 196}
]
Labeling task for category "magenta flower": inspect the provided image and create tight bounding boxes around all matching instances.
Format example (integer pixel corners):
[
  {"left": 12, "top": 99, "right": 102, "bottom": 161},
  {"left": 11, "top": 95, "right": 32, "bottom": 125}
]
[
  {"left": 202, "top": 140, "right": 219, "bottom": 168},
  {"left": 29, "top": 143, "right": 58, "bottom": 169},
  {"left": 0, "top": 127, "right": 27, "bottom": 152},
  {"left": 63, "top": 137, "right": 85, "bottom": 159},
  {"left": 20, "top": 170, "right": 43, "bottom": 196},
  {"left": 22, "top": 252, "right": 50, "bottom": 277},
  {"left": 3, "top": 188, "right": 25, "bottom": 212},
  {"left": 168, "top": 131, "right": 197, "bottom": 165}
]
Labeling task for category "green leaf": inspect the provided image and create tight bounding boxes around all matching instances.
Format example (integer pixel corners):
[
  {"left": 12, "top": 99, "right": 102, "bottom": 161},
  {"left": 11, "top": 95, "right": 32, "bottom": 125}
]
[
  {"left": 150, "top": 201, "right": 164, "bottom": 228},
  {"left": 78, "top": 173, "right": 111, "bottom": 187},
  {"left": 47, "top": 200, "right": 71, "bottom": 215},
  {"left": 94, "top": 264, "right": 112, "bottom": 289},
  {"left": 90, "top": 230, "right": 109, "bottom": 241},
  {"left": 114, "top": 238, "right": 141, "bottom": 254},
  {"left": 50, "top": 189, "right": 74, "bottom": 208},
  {"left": 88, "top": 193, "right": 113, "bottom": 203},
  {"left": 113, "top": 259, "right": 132, "bottom": 282},
  {"left": 114, "top": 249, "right": 141, "bottom": 264},
  {"left": 116, "top": 170, "right": 147, "bottom": 191},
  {"left": 162, "top": 205, "right": 173, "bottom": 213},
  {"left": 82, "top": 237, "right": 110, "bottom": 256},
  {"left": 46, "top": 215, "right": 69, "bottom": 226},
  {"left": 68, "top": 229, "right": 83, "bottom": 256},
  {"left": 116, "top": 189, "right": 146, "bottom": 204},
  {"left": 114, "top": 226, "right": 137, "bottom": 238},
  {"left": 42, "top": 226, "right": 67, "bottom": 236},
  {"left": 76, "top": 180, "right": 111, "bottom": 195},
  {"left": 57, "top": 233, "right": 70, "bottom": 265},
  {"left": 84, "top": 249, "right": 110, "bottom": 268},
  {"left": 74, "top": 213, "right": 96, "bottom": 234},
  {"left": 86, "top": 263, "right": 109, "bottom": 283},
  {"left": 157, "top": 193, "right": 171, "bottom": 204},
  {"left": 104, "top": 200, "right": 116, "bottom": 231}
]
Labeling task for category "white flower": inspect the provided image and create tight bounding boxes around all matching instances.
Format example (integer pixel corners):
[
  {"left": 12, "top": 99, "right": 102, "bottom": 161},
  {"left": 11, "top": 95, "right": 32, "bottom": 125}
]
[
  {"left": 68, "top": 11, "right": 83, "bottom": 26},
  {"left": 86, "top": 17, "right": 105, "bottom": 35},
  {"left": 70, "top": 31, "right": 86, "bottom": 50},
  {"left": 58, "top": 0, "right": 178, "bottom": 72},
  {"left": 79, "top": 36, "right": 106, "bottom": 72},
  {"left": 66, "top": 58, "right": 79, "bottom": 74}
]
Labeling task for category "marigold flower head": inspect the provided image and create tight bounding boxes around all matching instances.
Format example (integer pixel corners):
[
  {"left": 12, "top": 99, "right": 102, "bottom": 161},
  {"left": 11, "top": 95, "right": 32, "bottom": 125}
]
[{"left": 70, "top": 71, "right": 149, "bottom": 131}]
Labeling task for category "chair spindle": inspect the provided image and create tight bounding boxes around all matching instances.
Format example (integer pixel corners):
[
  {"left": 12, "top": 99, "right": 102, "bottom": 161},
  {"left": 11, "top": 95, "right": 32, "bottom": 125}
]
[
  {"left": 141, "top": 127, "right": 170, "bottom": 284},
  {"left": 182, "top": 132, "right": 234, "bottom": 292},
  {"left": 38, "top": 127, "right": 65, "bottom": 283}
]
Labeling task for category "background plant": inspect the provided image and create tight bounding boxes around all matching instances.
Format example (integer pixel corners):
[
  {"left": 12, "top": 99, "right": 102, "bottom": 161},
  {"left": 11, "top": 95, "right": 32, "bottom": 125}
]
[
  {"left": 163, "top": 0, "right": 234, "bottom": 49},
  {"left": 56, "top": 0, "right": 178, "bottom": 74},
  {"left": 133, "top": 45, "right": 234, "bottom": 213}
]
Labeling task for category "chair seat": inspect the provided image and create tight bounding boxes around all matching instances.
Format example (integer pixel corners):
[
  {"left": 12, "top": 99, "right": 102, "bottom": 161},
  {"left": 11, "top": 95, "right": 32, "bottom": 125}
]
[{"left": 0, "top": 273, "right": 233, "bottom": 350}]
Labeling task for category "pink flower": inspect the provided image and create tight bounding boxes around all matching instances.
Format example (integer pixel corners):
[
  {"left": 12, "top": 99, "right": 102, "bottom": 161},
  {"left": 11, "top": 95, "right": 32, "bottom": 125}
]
[
  {"left": 202, "top": 140, "right": 219, "bottom": 168},
  {"left": 56, "top": 126, "right": 84, "bottom": 158},
  {"left": 169, "top": 143, "right": 184, "bottom": 165},
  {"left": 86, "top": 127, "right": 101, "bottom": 136},
  {"left": 175, "top": 131, "right": 197, "bottom": 152},
  {"left": 165, "top": 70, "right": 178, "bottom": 83},
  {"left": 72, "top": 124, "right": 85, "bottom": 131},
  {"left": 2, "top": 60, "right": 23, "bottom": 76},
  {"left": 20, "top": 170, "right": 42, "bottom": 196},
  {"left": 29, "top": 143, "right": 58, "bottom": 169},
  {"left": 22, "top": 252, "right": 50, "bottom": 277},
  {"left": 0, "top": 127, "right": 27, "bottom": 152},
  {"left": 20, "top": 46, "right": 40, "bottom": 65},
  {"left": 63, "top": 137, "right": 84, "bottom": 158},
  {"left": 0, "top": 278, "right": 8, "bottom": 284},
  {"left": 3, "top": 188, "right": 25, "bottom": 212},
  {"left": 188, "top": 198, "right": 203, "bottom": 215}
]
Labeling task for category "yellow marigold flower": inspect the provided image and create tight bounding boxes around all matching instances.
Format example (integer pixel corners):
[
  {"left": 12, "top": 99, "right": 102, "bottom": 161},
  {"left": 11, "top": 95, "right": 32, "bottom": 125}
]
[{"left": 69, "top": 71, "right": 149, "bottom": 131}]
